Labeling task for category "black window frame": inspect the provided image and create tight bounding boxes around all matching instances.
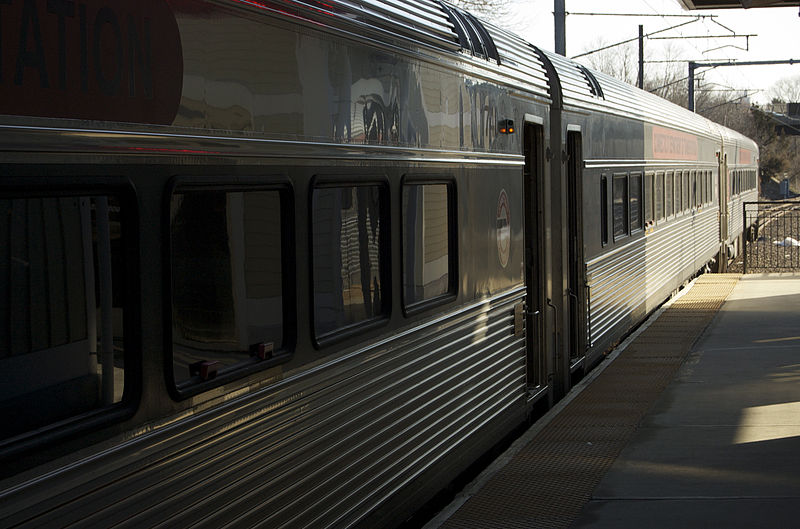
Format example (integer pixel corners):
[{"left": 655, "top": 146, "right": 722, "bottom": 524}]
[
  {"left": 165, "top": 176, "right": 296, "bottom": 400},
  {"left": 612, "top": 173, "right": 629, "bottom": 241},
  {"left": 655, "top": 171, "right": 665, "bottom": 222},
  {"left": 0, "top": 174, "right": 140, "bottom": 459},
  {"left": 629, "top": 172, "right": 643, "bottom": 233},
  {"left": 665, "top": 171, "right": 674, "bottom": 218},
  {"left": 601, "top": 175, "right": 608, "bottom": 246},
  {"left": 309, "top": 176, "right": 391, "bottom": 348},
  {"left": 400, "top": 176, "right": 458, "bottom": 316}
]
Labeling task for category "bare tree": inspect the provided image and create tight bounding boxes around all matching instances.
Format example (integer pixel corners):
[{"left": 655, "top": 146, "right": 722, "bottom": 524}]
[
  {"left": 767, "top": 75, "right": 800, "bottom": 107},
  {"left": 579, "top": 37, "right": 640, "bottom": 85},
  {"left": 447, "top": 0, "right": 512, "bottom": 24}
]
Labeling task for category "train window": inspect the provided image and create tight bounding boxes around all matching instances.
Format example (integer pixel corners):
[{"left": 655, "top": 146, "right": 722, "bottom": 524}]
[
  {"left": 665, "top": 171, "right": 674, "bottom": 218},
  {"left": 644, "top": 172, "right": 654, "bottom": 225},
  {"left": 170, "top": 187, "right": 290, "bottom": 389},
  {"left": 672, "top": 171, "right": 679, "bottom": 213},
  {"left": 312, "top": 184, "right": 388, "bottom": 339},
  {"left": 601, "top": 176, "right": 608, "bottom": 246},
  {"left": 402, "top": 183, "right": 455, "bottom": 307},
  {"left": 681, "top": 172, "right": 689, "bottom": 212},
  {"left": 612, "top": 174, "right": 628, "bottom": 239},
  {"left": 655, "top": 172, "right": 665, "bottom": 221},
  {"left": 699, "top": 171, "right": 706, "bottom": 205},
  {"left": 629, "top": 172, "right": 643, "bottom": 232},
  {"left": 690, "top": 171, "right": 696, "bottom": 209},
  {"left": 674, "top": 171, "right": 681, "bottom": 214},
  {"left": 1, "top": 194, "right": 129, "bottom": 442},
  {"left": 708, "top": 172, "right": 714, "bottom": 203}
]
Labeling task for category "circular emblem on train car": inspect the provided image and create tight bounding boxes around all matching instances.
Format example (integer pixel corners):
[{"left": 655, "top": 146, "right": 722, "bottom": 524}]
[
  {"left": 0, "top": 0, "right": 183, "bottom": 125},
  {"left": 496, "top": 189, "right": 511, "bottom": 268}
]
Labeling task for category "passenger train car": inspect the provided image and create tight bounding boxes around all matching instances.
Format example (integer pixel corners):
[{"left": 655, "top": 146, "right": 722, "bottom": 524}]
[{"left": 0, "top": 1, "right": 757, "bottom": 527}]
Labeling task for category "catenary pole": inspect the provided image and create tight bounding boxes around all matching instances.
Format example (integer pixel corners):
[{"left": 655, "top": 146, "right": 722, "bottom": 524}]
[
  {"left": 555, "top": 0, "right": 566, "bottom": 55},
  {"left": 638, "top": 25, "right": 644, "bottom": 89}
]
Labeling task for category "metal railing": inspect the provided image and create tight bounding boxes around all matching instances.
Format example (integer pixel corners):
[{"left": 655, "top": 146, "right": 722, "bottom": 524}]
[{"left": 743, "top": 201, "right": 800, "bottom": 273}]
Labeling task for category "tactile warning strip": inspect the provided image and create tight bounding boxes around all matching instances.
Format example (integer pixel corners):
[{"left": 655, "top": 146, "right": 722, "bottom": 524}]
[{"left": 437, "top": 274, "right": 740, "bottom": 529}]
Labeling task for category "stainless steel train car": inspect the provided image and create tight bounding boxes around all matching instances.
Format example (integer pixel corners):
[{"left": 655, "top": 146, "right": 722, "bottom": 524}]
[{"left": 0, "top": 1, "right": 757, "bottom": 528}]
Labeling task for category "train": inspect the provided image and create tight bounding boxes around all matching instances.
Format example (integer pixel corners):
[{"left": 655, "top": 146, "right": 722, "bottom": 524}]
[{"left": 0, "top": 1, "right": 758, "bottom": 528}]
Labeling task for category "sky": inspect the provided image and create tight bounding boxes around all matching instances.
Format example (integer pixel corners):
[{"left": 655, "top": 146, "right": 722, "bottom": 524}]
[{"left": 490, "top": 0, "right": 800, "bottom": 105}]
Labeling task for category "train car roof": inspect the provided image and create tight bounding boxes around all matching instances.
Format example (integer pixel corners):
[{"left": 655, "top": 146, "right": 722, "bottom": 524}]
[{"left": 538, "top": 49, "right": 722, "bottom": 140}]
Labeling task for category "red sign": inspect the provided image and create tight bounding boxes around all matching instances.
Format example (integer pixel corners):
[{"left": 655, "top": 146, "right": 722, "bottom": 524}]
[
  {"left": 0, "top": 0, "right": 183, "bottom": 125},
  {"left": 739, "top": 148, "right": 752, "bottom": 165},
  {"left": 651, "top": 126, "right": 699, "bottom": 161}
]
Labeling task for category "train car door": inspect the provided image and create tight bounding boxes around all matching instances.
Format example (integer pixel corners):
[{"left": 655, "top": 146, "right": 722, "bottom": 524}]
[
  {"left": 523, "top": 120, "right": 545, "bottom": 396},
  {"left": 718, "top": 152, "right": 729, "bottom": 271},
  {"left": 566, "top": 130, "right": 585, "bottom": 373}
]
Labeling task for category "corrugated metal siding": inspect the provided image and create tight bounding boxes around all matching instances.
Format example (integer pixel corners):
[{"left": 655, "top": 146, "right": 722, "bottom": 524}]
[
  {"left": 729, "top": 190, "right": 758, "bottom": 238},
  {"left": 1, "top": 289, "right": 527, "bottom": 529},
  {"left": 587, "top": 208, "right": 720, "bottom": 348},
  {"left": 586, "top": 238, "right": 646, "bottom": 347}
]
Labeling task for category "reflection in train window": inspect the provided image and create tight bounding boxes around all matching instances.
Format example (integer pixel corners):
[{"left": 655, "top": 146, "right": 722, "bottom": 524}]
[
  {"left": 681, "top": 171, "right": 691, "bottom": 211},
  {"left": 644, "top": 172, "right": 654, "bottom": 225},
  {"left": 699, "top": 171, "right": 705, "bottom": 205},
  {"left": 312, "top": 184, "right": 387, "bottom": 338},
  {"left": 170, "top": 189, "right": 284, "bottom": 386},
  {"left": 402, "top": 183, "right": 454, "bottom": 306},
  {"left": 630, "top": 172, "right": 642, "bottom": 232},
  {"left": 1, "top": 195, "right": 126, "bottom": 441},
  {"left": 655, "top": 172, "right": 665, "bottom": 221},
  {"left": 665, "top": 171, "right": 674, "bottom": 217},
  {"left": 613, "top": 174, "right": 628, "bottom": 239}
]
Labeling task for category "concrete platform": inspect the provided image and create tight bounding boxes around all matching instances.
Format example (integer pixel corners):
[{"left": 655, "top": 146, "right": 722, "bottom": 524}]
[
  {"left": 574, "top": 273, "right": 800, "bottom": 528},
  {"left": 426, "top": 273, "right": 800, "bottom": 529}
]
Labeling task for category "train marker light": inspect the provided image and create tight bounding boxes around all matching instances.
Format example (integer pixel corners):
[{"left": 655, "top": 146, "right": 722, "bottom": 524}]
[{"left": 499, "top": 119, "right": 515, "bottom": 134}]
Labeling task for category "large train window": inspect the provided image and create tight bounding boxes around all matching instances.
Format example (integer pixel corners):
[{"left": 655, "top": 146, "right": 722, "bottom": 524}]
[
  {"left": 655, "top": 171, "right": 665, "bottom": 221},
  {"left": 689, "top": 171, "right": 696, "bottom": 209},
  {"left": 402, "top": 181, "right": 455, "bottom": 309},
  {"left": 644, "top": 172, "right": 654, "bottom": 226},
  {"left": 612, "top": 173, "right": 628, "bottom": 240},
  {"left": 169, "top": 183, "right": 292, "bottom": 392},
  {"left": 1, "top": 191, "right": 131, "bottom": 443},
  {"left": 665, "top": 171, "right": 674, "bottom": 218},
  {"left": 312, "top": 183, "right": 389, "bottom": 340},
  {"left": 629, "top": 172, "right": 643, "bottom": 232},
  {"left": 674, "top": 170, "right": 683, "bottom": 214}
]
